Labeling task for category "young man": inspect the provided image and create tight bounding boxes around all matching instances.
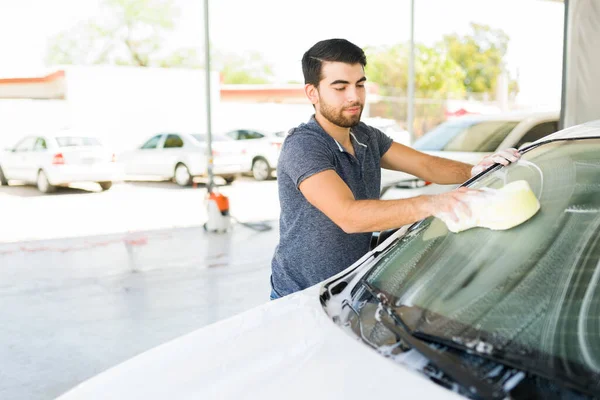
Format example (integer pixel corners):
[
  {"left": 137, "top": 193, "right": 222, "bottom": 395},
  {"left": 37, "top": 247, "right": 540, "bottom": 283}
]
[{"left": 270, "top": 38, "right": 520, "bottom": 300}]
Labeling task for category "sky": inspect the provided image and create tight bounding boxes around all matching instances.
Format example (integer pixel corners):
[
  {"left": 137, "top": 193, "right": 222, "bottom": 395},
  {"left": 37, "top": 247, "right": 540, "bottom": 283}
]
[{"left": 0, "top": 0, "right": 565, "bottom": 106}]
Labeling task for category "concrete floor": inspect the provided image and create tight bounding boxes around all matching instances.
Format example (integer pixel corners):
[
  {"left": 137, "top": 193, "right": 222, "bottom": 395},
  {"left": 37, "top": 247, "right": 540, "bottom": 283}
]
[
  {"left": 0, "top": 223, "right": 278, "bottom": 400},
  {"left": 0, "top": 179, "right": 280, "bottom": 400}
]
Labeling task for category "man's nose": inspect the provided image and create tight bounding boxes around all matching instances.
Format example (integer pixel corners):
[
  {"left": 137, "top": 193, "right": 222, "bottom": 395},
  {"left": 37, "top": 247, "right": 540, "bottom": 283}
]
[{"left": 346, "top": 87, "right": 359, "bottom": 103}]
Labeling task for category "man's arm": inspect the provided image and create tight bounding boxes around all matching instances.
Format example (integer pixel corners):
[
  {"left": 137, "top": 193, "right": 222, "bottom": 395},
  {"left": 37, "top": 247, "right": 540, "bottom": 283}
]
[
  {"left": 299, "top": 169, "right": 473, "bottom": 234},
  {"left": 380, "top": 142, "right": 472, "bottom": 184},
  {"left": 380, "top": 142, "right": 522, "bottom": 184}
]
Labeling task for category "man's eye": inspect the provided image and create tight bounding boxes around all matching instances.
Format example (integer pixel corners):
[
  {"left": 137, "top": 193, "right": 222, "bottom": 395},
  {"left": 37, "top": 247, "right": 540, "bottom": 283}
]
[
  {"left": 333, "top": 87, "right": 345, "bottom": 91},
  {"left": 357, "top": 84, "right": 365, "bottom": 88}
]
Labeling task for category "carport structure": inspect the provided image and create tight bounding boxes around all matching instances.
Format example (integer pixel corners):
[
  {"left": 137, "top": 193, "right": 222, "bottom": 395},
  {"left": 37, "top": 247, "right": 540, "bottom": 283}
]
[{"left": 559, "top": 0, "right": 600, "bottom": 128}]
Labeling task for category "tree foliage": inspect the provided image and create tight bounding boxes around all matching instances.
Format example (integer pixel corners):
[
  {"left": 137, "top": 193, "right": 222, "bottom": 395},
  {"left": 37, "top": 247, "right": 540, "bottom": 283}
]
[
  {"left": 215, "top": 51, "right": 274, "bottom": 84},
  {"left": 45, "top": 0, "right": 274, "bottom": 83},
  {"left": 365, "top": 23, "right": 518, "bottom": 99},
  {"left": 46, "top": 0, "right": 198, "bottom": 67}
]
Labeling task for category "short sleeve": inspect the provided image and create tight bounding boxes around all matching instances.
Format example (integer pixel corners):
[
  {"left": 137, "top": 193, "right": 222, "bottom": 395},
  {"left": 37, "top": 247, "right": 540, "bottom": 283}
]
[
  {"left": 371, "top": 127, "right": 394, "bottom": 157},
  {"left": 280, "top": 132, "right": 336, "bottom": 188}
]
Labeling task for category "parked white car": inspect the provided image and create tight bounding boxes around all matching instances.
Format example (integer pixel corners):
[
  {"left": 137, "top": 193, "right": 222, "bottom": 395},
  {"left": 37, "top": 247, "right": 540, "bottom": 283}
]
[
  {"left": 0, "top": 134, "right": 118, "bottom": 193},
  {"left": 381, "top": 110, "right": 560, "bottom": 190},
  {"left": 57, "top": 121, "right": 600, "bottom": 399},
  {"left": 119, "top": 132, "right": 246, "bottom": 186},
  {"left": 223, "top": 129, "right": 285, "bottom": 181},
  {"left": 363, "top": 116, "right": 411, "bottom": 146}
]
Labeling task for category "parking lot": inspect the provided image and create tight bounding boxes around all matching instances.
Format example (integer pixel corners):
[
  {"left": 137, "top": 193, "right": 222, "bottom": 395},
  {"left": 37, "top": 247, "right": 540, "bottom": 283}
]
[
  {"left": 0, "top": 177, "right": 281, "bottom": 400},
  {"left": 0, "top": 176, "right": 280, "bottom": 243}
]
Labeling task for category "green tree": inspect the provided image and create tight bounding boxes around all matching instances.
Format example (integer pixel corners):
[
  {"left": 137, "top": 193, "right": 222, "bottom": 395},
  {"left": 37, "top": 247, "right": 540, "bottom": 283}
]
[
  {"left": 365, "top": 43, "right": 465, "bottom": 98},
  {"left": 46, "top": 0, "right": 199, "bottom": 67},
  {"left": 365, "top": 44, "right": 408, "bottom": 95},
  {"left": 365, "top": 23, "right": 518, "bottom": 99},
  {"left": 215, "top": 51, "right": 274, "bottom": 84},
  {"left": 442, "top": 23, "right": 515, "bottom": 96}
]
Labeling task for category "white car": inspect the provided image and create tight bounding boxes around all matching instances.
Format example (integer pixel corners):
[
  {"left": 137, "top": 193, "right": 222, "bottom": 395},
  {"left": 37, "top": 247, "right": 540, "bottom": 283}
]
[
  {"left": 57, "top": 121, "right": 600, "bottom": 399},
  {"left": 381, "top": 110, "right": 560, "bottom": 190},
  {"left": 0, "top": 134, "right": 118, "bottom": 193},
  {"left": 224, "top": 129, "right": 285, "bottom": 181},
  {"left": 363, "top": 116, "right": 411, "bottom": 146},
  {"left": 119, "top": 132, "right": 246, "bottom": 186}
]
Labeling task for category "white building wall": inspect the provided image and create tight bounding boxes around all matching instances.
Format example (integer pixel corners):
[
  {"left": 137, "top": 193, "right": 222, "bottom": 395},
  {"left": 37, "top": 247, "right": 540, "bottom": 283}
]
[{"left": 0, "top": 66, "right": 327, "bottom": 152}]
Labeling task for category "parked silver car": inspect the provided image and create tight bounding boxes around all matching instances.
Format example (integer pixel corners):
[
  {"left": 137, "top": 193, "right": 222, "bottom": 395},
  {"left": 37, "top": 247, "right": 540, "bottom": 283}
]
[
  {"left": 381, "top": 110, "right": 559, "bottom": 190},
  {"left": 224, "top": 129, "right": 285, "bottom": 181},
  {"left": 119, "top": 132, "right": 246, "bottom": 186}
]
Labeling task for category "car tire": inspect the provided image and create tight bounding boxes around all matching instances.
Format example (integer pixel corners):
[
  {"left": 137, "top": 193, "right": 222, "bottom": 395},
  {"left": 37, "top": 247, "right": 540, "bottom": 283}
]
[
  {"left": 223, "top": 175, "right": 236, "bottom": 185},
  {"left": 98, "top": 181, "right": 113, "bottom": 191},
  {"left": 252, "top": 157, "right": 272, "bottom": 181},
  {"left": 174, "top": 163, "right": 192, "bottom": 187},
  {"left": 0, "top": 166, "right": 8, "bottom": 186},
  {"left": 37, "top": 170, "right": 56, "bottom": 193}
]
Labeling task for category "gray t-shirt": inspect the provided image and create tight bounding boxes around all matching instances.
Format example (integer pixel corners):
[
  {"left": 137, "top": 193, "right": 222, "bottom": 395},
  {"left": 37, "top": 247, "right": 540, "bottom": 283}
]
[{"left": 271, "top": 115, "right": 394, "bottom": 297}]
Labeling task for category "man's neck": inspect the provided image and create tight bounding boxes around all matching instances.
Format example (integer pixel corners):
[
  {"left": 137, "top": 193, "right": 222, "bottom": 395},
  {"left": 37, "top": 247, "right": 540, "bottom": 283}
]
[{"left": 314, "top": 113, "right": 351, "bottom": 147}]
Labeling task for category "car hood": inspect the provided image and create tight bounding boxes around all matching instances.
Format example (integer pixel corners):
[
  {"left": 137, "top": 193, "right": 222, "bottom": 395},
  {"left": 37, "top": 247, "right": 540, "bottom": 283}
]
[{"left": 57, "top": 284, "right": 463, "bottom": 400}]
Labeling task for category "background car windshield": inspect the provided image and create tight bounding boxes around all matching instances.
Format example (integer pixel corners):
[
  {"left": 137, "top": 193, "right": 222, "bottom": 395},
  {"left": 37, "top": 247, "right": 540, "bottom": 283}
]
[
  {"left": 56, "top": 137, "right": 101, "bottom": 147},
  {"left": 365, "top": 138, "right": 600, "bottom": 387},
  {"left": 413, "top": 120, "right": 518, "bottom": 152}
]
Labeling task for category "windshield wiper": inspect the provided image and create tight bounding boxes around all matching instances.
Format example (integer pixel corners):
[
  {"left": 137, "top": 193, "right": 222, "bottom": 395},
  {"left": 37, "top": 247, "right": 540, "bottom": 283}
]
[{"left": 361, "top": 281, "right": 509, "bottom": 400}]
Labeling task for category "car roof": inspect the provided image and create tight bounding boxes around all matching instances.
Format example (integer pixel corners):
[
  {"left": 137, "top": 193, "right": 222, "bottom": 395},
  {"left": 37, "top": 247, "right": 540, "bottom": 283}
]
[
  {"left": 540, "top": 119, "right": 600, "bottom": 141},
  {"left": 448, "top": 110, "right": 560, "bottom": 123}
]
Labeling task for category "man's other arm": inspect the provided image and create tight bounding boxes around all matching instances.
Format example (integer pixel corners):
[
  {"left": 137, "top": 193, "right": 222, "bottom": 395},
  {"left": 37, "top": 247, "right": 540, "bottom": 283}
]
[
  {"left": 380, "top": 142, "right": 521, "bottom": 184},
  {"left": 299, "top": 169, "right": 473, "bottom": 234},
  {"left": 380, "top": 142, "right": 472, "bottom": 185}
]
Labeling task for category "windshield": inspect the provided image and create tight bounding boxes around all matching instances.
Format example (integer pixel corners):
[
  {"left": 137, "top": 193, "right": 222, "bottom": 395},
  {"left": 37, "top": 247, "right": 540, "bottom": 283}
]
[
  {"left": 363, "top": 138, "right": 600, "bottom": 393},
  {"left": 56, "top": 137, "right": 101, "bottom": 147},
  {"left": 414, "top": 120, "right": 518, "bottom": 152}
]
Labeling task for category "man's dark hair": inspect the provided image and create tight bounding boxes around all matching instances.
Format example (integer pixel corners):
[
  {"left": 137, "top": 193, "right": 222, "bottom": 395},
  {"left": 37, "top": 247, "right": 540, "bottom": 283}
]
[{"left": 301, "top": 39, "right": 367, "bottom": 87}]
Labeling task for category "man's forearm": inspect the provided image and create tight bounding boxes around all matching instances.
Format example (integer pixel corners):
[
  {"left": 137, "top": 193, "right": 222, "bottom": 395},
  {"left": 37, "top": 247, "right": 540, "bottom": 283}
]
[
  {"left": 425, "top": 155, "right": 472, "bottom": 185},
  {"left": 342, "top": 196, "right": 434, "bottom": 233}
]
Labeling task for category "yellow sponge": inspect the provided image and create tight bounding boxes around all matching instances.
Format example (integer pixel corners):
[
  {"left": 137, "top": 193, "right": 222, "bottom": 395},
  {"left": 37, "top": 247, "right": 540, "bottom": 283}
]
[{"left": 442, "top": 180, "right": 541, "bottom": 233}]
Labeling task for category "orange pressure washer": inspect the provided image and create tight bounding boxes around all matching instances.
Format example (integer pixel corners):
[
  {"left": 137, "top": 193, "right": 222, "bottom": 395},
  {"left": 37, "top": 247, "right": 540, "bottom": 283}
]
[{"left": 204, "top": 190, "right": 231, "bottom": 233}]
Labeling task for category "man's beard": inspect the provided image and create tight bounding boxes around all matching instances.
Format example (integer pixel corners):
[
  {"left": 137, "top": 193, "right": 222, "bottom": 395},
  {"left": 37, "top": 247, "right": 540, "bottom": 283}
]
[{"left": 318, "top": 98, "right": 363, "bottom": 128}]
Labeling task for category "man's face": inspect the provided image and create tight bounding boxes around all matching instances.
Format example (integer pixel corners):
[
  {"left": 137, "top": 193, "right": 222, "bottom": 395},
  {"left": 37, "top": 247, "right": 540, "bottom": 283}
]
[{"left": 309, "top": 61, "right": 366, "bottom": 128}]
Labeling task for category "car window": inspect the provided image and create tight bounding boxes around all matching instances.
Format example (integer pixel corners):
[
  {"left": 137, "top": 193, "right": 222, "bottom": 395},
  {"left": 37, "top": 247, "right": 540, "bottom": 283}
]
[
  {"left": 225, "top": 131, "right": 239, "bottom": 140},
  {"left": 413, "top": 120, "right": 477, "bottom": 150},
  {"left": 56, "top": 137, "right": 101, "bottom": 147},
  {"left": 141, "top": 135, "right": 162, "bottom": 149},
  {"left": 516, "top": 121, "right": 559, "bottom": 148},
  {"left": 163, "top": 134, "right": 184, "bottom": 148},
  {"left": 240, "top": 130, "right": 264, "bottom": 140},
  {"left": 13, "top": 137, "right": 36, "bottom": 152},
  {"left": 359, "top": 138, "right": 600, "bottom": 389},
  {"left": 444, "top": 120, "right": 519, "bottom": 152},
  {"left": 33, "top": 137, "right": 47, "bottom": 151}
]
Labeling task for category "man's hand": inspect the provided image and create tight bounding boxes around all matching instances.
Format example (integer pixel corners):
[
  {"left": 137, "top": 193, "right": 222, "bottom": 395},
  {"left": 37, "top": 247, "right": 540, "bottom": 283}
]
[
  {"left": 426, "top": 187, "right": 479, "bottom": 223},
  {"left": 471, "top": 148, "right": 521, "bottom": 177}
]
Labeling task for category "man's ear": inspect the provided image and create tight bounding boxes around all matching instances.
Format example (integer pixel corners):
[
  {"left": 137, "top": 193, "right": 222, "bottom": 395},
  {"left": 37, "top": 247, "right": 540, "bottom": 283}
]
[{"left": 305, "top": 84, "right": 319, "bottom": 106}]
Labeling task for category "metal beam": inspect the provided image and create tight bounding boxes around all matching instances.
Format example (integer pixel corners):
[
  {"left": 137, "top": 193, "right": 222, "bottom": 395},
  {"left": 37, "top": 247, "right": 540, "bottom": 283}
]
[
  {"left": 203, "top": 0, "right": 215, "bottom": 192},
  {"left": 407, "top": 0, "right": 415, "bottom": 143}
]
